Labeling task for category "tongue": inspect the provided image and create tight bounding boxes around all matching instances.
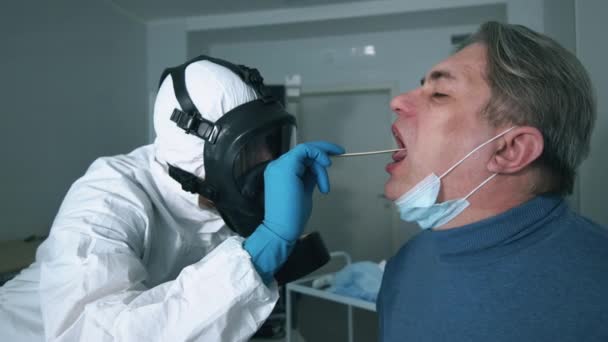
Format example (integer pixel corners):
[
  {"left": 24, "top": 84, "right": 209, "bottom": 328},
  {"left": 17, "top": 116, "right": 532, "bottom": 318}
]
[{"left": 392, "top": 150, "right": 407, "bottom": 162}]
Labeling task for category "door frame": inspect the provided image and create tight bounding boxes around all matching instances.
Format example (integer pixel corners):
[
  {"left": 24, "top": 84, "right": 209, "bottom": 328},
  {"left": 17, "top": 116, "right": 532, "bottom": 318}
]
[{"left": 289, "top": 81, "right": 409, "bottom": 255}]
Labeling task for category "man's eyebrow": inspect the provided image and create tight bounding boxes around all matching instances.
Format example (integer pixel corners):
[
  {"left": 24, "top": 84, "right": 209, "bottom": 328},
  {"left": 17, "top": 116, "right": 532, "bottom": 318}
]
[{"left": 420, "top": 70, "right": 456, "bottom": 86}]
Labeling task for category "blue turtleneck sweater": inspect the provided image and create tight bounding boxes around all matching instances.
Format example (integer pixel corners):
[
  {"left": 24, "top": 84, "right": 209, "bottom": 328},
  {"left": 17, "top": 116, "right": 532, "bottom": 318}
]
[{"left": 378, "top": 195, "right": 608, "bottom": 341}]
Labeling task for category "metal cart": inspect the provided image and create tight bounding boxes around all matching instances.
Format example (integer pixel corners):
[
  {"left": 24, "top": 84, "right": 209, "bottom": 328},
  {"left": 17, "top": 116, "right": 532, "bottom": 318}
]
[{"left": 285, "top": 251, "right": 377, "bottom": 342}]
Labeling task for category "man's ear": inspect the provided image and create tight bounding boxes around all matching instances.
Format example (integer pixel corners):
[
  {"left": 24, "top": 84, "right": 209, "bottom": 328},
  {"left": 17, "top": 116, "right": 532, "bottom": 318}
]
[{"left": 487, "top": 126, "right": 544, "bottom": 174}]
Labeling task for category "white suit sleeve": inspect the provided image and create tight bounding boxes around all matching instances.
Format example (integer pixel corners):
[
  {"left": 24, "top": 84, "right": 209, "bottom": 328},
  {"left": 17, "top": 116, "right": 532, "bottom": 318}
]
[{"left": 37, "top": 159, "right": 278, "bottom": 342}]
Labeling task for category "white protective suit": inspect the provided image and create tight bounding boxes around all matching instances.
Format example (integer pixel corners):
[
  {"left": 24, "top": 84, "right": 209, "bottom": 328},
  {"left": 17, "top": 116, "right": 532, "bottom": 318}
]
[{"left": 0, "top": 61, "right": 279, "bottom": 341}]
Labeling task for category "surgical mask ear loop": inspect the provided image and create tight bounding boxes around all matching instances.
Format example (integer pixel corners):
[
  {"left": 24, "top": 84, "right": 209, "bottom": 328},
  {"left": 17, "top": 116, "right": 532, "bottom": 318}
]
[
  {"left": 439, "top": 127, "right": 516, "bottom": 180},
  {"left": 463, "top": 173, "right": 497, "bottom": 200}
]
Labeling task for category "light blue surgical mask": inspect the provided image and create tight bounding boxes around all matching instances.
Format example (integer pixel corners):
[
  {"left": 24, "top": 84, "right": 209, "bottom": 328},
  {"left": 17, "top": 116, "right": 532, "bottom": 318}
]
[{"left": 395, "top": 127, "right": 514, "bottom": 230}]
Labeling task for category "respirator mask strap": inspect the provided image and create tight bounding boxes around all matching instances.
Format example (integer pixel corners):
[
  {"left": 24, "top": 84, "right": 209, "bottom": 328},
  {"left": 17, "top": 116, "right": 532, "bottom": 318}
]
[{"left": 167, "top": 164, "right": 218, "bottom": 203}]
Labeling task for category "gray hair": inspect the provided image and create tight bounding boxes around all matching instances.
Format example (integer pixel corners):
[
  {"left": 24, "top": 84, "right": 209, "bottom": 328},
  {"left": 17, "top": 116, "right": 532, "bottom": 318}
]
[{"left": 461, "top": 21, "right": 596, "bottom": 195}]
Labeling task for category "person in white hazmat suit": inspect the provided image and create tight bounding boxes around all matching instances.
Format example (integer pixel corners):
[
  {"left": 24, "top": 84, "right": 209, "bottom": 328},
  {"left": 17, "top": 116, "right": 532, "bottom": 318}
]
[{"left": 0, "top": 56, "right": 344, "bottom": 341}]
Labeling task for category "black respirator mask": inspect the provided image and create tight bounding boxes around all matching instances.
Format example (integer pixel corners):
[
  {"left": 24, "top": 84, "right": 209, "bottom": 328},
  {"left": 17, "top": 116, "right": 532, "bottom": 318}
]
[{"left": 159, "top": 55, "right": 329, "bottom": 284}]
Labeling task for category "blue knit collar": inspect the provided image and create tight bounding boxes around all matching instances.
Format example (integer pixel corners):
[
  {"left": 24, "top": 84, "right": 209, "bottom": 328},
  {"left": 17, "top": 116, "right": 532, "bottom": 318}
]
[{"left": 430, "top": 195, "right": 566, "bottom": 257}]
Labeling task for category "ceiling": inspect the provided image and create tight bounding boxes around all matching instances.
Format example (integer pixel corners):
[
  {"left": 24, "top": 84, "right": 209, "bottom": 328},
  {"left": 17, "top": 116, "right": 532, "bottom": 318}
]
[{"left": 110, "top": 0, "right": 374, "bottom": 21}]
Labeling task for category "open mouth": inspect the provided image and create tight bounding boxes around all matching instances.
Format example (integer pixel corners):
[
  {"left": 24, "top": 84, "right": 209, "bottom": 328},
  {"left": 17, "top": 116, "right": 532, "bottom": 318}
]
[
  {"left": 391, "top": 126, "right": 407, "bottom": 162},
  {"left": 386, "top": 125, "right": 407, "bottom": 174}
]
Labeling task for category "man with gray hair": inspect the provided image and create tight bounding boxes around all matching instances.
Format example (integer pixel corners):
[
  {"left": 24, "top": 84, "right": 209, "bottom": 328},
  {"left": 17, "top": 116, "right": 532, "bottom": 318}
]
[{"left": 378, "top": 21, "right": 608, "bottom": 341}]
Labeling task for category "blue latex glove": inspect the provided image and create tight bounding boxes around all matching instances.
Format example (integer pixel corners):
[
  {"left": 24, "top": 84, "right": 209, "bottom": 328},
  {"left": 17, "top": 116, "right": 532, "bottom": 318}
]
[{"left": 244, "top": 141, "right": 344, "bottom": 283}]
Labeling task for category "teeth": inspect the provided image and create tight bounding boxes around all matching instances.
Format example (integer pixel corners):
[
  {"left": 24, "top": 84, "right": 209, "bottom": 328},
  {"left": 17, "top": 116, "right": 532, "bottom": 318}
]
[
  {"left": 390, "top": 126, "right": 407, "bottom": 163},
  {"left": 392, "top": 127, "right": 406, "bottom": 149}
]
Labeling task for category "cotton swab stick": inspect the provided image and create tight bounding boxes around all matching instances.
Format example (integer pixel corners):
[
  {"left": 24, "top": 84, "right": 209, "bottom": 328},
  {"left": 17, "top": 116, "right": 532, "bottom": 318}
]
[{"left": 333, "top": 148, "right": 406, "bottom": 158}]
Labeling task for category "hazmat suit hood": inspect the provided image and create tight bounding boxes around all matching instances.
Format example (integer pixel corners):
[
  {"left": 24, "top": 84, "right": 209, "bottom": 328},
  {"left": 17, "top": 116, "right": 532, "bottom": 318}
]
[{"left": 152, "top": 60, "right": 259, "bottom": 217}]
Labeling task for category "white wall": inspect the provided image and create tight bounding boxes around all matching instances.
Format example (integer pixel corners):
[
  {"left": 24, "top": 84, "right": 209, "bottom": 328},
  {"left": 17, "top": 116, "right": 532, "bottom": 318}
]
[
  {"left": 0, "top": 1, "right": 148, "bottom": 240},
  {"left": 146, "top": 21, "right": 188, "bottom": 142},
  {"left": 576, "top": 0, "right": 608, "bottom": 226},
  {"left": 189, "top": 5, "right": 505, "bottom": 90},
  {"left": 544, "top": 0, "right": 576, "bottom": 53}
]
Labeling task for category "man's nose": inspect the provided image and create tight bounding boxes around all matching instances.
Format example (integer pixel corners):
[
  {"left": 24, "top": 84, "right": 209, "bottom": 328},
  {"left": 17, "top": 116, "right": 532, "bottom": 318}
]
[{"left": 390, "top": 91, "right": 416, "bottom": 117}]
